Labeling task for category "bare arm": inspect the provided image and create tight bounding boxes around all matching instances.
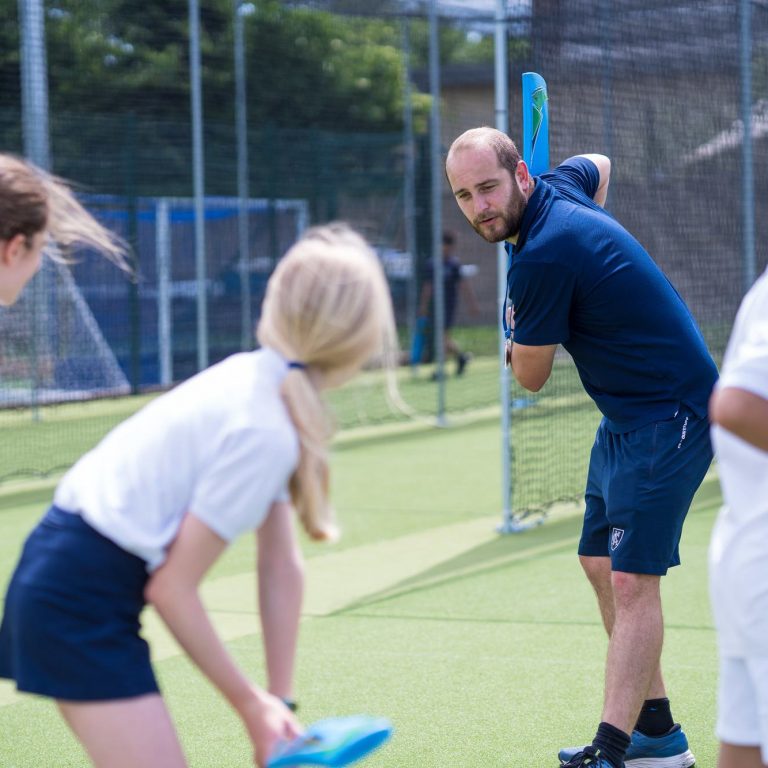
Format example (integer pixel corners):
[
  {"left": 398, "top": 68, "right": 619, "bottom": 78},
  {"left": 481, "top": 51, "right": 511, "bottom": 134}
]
[
  {"left": 510, "top": 342, "right": 557, "bottom": 392},
  {"left": 145, "top": 513, "right": 301, "bottom": 766},
  {"left": 257, "top": 502, "right": 304, "bottom": 700},
  {"left": 577, "top": 153, "right": 611, "bottom": 207},
  {"left": 710, "top": 386, "right": 768, "bottom": 452}
]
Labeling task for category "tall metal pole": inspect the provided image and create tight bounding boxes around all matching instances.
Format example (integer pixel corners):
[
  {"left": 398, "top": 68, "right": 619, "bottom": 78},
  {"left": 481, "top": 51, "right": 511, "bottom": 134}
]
[
  {"left": 494, "top": 0, "right": 514, "bottom": 531},
  {"left": 740, "top": 0, "right": 756, "bottom": 293},
  {"left": 234, "top": 0, "right": 253, "bottom": 350},
  {"left": 19, "top": 0, "right": 50, "bottom": 169},
  {"left": 189, "top": 0, "right": 209, "bottom": 370},
  {"left": 156, "top": 198, "right": 173, "bottom": 386},
  {"left": 428, "top": 0, "right": 446, "bottom": 422},
  {"left": 19, "top": 0, "right": 50, "bottom": 421},
  {"left": 401, "top": 16, "right": 419, "bottom": 369}
]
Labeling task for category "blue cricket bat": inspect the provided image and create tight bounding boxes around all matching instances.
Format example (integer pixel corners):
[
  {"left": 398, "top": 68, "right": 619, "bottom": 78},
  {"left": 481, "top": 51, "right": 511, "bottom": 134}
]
[
  {"left": 521, "top": 72, "right": 549, "bottom": 175},
  {"left": 500, "top": 73, "right": 551, "bottom": 531},
  {"left": 503, "top": 72, "right": 550, "bottom": 351},
  {"left": 267, "top": 715, "right": 393, "bottom": 767}
]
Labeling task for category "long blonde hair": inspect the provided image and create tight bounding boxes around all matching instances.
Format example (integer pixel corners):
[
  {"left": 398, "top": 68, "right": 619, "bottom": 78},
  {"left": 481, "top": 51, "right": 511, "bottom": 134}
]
[
  {"left": 0, "top": 153, "right": 128, "bottom": 268},
  {"left": 257, "top": 222, "right": 397, "bottom": 540}
]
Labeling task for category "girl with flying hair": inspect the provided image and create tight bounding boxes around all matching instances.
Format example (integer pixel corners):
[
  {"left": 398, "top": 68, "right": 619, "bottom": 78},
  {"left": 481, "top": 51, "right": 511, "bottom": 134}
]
[
  {"left": 0, "top": 222, "right": 398, "bottom": 768},
  {"left": 0, "top": 153, "right": 127, "bottom": 306}
]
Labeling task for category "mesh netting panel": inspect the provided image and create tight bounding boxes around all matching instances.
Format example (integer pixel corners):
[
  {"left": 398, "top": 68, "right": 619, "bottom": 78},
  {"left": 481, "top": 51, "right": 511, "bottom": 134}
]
[
  {"left": 1, "top": 1, "right": 766, "bottom": 519},
  {"left": 503, "top": 0, "right": 768, "bottom": 513},
  {"left": 0, "top": 257, "right": 130, "bottom": 406}
]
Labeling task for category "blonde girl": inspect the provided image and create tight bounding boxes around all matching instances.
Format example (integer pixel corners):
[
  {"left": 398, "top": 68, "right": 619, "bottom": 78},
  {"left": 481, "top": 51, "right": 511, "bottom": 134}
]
[{"left": 0, "top": 222, "right": 397, "bottom": 768}]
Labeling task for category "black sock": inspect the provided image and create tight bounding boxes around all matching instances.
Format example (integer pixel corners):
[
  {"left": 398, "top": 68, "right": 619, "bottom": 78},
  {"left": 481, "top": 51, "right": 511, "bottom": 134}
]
[
  {"left": 635, "top": 697, "right": 674, "bottom": 736},
  {"left": 592, "top": 721, "right": 631, "bottom": 768}
]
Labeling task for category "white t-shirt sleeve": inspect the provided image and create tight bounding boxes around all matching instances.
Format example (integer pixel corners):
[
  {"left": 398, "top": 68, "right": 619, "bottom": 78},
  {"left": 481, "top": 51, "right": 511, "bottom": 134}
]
[
  {"left": 718, "top": 290, "right": 768, "bottom": 401},
  {"left": 189, "top": 426, "right": 297, "bottom": 542}
]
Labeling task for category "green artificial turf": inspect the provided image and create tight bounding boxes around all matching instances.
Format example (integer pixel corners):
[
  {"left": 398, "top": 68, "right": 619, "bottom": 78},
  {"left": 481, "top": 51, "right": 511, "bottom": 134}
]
[{"left": 0, "top": 418, "right": 721, "bottom": 767}]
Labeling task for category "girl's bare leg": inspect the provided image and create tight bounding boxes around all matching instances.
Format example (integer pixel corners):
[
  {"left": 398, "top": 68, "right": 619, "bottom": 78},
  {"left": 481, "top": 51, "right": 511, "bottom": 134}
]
[{"left": 58, "top": 693, "right": 187, "bottom": 768}]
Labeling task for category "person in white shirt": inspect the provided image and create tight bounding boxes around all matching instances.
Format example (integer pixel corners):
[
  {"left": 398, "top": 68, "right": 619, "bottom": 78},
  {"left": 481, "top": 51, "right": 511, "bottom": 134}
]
[
  {"left": 0, "top": 222, "right": 397, "bottom": 768},
  {"left": 709, "top": 266, "right": 768, "bottom": 768},
  {"left": 0, "top": 153, "right": 127, "bottom": 307}
]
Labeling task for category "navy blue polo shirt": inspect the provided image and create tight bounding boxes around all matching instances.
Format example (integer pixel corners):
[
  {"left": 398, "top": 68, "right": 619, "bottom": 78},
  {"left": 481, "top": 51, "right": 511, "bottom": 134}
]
[{"left": 505, "top": 156, "right": 718, "bottom": 432}]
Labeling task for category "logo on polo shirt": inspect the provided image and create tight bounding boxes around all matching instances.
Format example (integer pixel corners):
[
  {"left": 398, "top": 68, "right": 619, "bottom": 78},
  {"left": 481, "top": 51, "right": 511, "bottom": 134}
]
[{"left": 610, "top": 527, "right": 625, "bottom": 551}]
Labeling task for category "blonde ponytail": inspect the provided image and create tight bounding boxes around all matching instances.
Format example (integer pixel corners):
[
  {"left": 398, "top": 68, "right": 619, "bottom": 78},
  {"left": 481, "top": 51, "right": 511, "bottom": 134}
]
[
  {"left": 257, "top": 222, "right": 397, "bottom": 540},
  {"left": 282, "top": 367, "right": 338, "bottom": 541}
]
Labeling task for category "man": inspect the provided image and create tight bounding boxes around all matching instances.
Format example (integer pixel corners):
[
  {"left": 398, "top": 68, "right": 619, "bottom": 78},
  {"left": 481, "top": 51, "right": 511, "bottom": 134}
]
[
  {"left": 418, "top": 230, "right": 479, "bottom": 376},
  {"left": 709, "top": 266, "right": 768, "bottom": 768},
  {"left": 446, "top": 126, "right": 717, "bottom": 768}
]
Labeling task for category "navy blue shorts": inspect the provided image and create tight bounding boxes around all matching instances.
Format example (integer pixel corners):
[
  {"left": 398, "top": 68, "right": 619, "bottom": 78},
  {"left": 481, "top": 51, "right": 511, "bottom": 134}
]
[
  {"left": 0, "top": 506, "right": 159, "bottom": 701},
  {"left": 580, "top": 407, "right": 713, "bottom": 575}
]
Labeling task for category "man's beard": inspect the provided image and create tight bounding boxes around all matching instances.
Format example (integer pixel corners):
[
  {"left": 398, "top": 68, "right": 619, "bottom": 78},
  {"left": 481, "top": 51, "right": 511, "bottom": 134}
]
[{"left": 471, "top": 188, "right": 527, "bottom": 243}]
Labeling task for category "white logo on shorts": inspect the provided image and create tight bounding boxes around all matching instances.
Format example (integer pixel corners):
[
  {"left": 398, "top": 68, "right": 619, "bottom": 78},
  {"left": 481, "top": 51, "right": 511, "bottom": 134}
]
[{"left": 610, "top": 527, "right": 625, "bottom": 551}]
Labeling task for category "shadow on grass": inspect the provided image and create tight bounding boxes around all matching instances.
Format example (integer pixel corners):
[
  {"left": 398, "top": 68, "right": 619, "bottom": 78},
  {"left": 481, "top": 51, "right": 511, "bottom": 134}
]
[
  {"left": 332, "top": 510, "right": 584, "bottom": 617},
  {"left": 331, "top": 472, "right": 723, "bottom": 633}
]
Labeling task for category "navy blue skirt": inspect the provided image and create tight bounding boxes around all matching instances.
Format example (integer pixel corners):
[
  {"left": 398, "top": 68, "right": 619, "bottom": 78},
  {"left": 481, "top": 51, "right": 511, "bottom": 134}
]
[{"left": 0, "top": 505, "right": 159, "bottom": 701}]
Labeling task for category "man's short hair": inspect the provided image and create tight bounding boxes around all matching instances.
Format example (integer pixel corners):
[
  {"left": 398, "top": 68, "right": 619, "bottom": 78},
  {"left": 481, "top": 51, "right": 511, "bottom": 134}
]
[{"left": 447, "top": 127, "right": 521, "bottom": 177}]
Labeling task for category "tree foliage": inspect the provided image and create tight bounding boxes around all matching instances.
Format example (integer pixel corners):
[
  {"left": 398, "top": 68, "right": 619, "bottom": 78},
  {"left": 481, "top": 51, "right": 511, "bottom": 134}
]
[
  {"left": 0, "top": 0, "right": 518, "bottom": 197},
  {"left": 1, "top": 0, "right": 517, "bottom": 133},
  {"left": 0, "top": 0, "right": 437, "bottom": 132}
]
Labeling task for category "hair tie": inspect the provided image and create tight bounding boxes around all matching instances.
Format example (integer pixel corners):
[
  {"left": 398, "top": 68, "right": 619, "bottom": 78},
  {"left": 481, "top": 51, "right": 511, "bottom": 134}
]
[{"left": 288, "top": 361, "right": 307, "bottom": 370}]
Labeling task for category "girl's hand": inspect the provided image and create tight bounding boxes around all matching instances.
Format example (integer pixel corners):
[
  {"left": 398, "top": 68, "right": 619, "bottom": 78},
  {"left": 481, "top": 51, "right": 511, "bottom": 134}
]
[{"left": 240, "top": 688, "right": 302, "bottom": 767}]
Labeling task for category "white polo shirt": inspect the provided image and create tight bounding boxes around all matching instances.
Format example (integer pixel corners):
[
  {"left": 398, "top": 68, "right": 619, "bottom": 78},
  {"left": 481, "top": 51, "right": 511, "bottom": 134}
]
[
  {"left": 710, "top": 267, "right": 768, "bottom": 656},
  {"left": 54, "top": 347, "right": 300, "bottom": 571}
]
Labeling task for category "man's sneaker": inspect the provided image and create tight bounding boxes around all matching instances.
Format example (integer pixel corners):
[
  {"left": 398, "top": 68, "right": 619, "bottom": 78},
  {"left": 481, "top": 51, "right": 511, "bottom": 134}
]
[
  {"left": 456, "top": 352, "right": 471, "bottom": 376},
  {"left": 560, "top": 745, "right": 620, "bottom": 767},
  {"left": 558, "top": 725, "right": 695, "bottom": 767}
]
